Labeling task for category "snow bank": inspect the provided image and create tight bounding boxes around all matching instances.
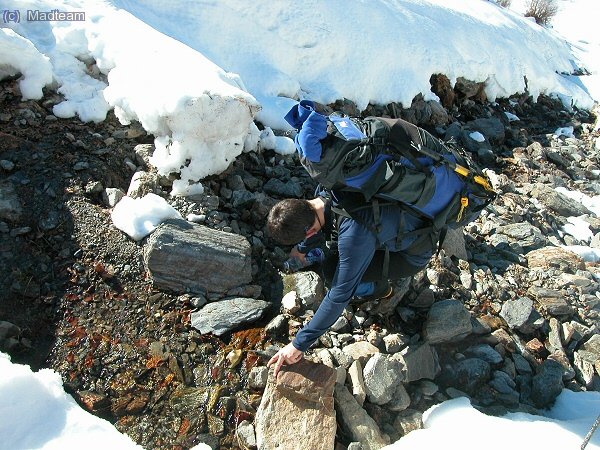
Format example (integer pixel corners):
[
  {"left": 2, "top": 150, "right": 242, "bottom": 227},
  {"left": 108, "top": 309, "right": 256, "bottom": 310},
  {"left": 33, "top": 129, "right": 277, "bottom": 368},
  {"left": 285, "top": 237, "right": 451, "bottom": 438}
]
[
  {"left": 91, "top": 8, "right": 260, "bottom": 195},
  {"left": 3, "top": 0, "right": 260, "bottom": 195},
  {"left": 0, "top": 352, "right": 143, "bottom": 450},
  {"left": 115, "top": 0, "right": 595, "bottom": 111},
  {"left": 111, "top": 193, "right": 182, "bottom": 241},
  {"left": 0, "top": 28, "right": 52, "bottom": 99},
  {"left": 384, "top": 391, "right": 600, "bottom": 450}
]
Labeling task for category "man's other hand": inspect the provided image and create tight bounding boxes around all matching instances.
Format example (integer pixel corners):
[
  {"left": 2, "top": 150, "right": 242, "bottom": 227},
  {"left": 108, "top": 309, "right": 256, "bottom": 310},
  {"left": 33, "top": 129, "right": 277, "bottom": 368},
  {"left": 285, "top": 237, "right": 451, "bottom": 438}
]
[{"left": 267, "top": 342, "right": 304, "bottom": 377}]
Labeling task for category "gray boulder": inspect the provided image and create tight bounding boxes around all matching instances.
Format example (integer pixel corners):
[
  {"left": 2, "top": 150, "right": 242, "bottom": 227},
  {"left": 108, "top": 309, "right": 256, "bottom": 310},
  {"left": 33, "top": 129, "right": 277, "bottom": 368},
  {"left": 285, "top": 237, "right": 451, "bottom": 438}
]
[
  {"left": 191, "top": 297, "right": 270, "bottom": 336},
  {"left": 144, "top": 219, "right": 252, "bottom": 295},
  {"left": 424, "top": 299, "right": 472, "bottom": 344},
  {"left": 530, "top": 359, "right": 564, "bottom": 408},
  {"left": 363, "top": 353, "right": 402, "bottom": 405},
  {"left": 453, "top": 358, "right": 491, "bottom": 395}
]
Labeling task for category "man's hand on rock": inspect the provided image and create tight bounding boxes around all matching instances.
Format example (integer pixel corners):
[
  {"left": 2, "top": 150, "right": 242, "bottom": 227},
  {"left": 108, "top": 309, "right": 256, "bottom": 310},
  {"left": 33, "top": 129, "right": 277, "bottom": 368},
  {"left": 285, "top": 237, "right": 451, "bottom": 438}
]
[{"left": 267, "top": 342, "right": 303, "bottom": 377}]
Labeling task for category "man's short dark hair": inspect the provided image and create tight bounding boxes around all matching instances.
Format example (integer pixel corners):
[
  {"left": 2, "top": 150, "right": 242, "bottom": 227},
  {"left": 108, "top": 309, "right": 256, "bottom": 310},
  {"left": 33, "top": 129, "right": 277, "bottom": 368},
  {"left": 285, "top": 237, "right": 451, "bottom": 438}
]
[{"left": 267, "top": 199, "right": 315, "bottom": 245}]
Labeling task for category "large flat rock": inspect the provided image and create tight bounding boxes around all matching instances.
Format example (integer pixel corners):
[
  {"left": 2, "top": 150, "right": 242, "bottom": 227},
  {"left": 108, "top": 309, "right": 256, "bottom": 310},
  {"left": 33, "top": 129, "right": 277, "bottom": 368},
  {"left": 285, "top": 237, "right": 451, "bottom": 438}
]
[
  {"left": 143, "top": 219, "right": 252, "bottom": 294},
  {"left": 255, "top": 359, "right": 336, "bottom": 450}
]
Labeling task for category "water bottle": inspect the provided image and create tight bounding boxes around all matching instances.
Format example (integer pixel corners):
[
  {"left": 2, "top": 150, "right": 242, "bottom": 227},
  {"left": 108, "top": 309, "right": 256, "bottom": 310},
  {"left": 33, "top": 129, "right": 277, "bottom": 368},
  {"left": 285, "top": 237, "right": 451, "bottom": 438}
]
[
  {"left": 305, "top": 248, "right": 325, "bottom": 266},
  {"left": 283, "top": 257, "right": 305, "bottom": 274},
  {"left": 283, "top": 248, "right": 325, "bottom": 273}
]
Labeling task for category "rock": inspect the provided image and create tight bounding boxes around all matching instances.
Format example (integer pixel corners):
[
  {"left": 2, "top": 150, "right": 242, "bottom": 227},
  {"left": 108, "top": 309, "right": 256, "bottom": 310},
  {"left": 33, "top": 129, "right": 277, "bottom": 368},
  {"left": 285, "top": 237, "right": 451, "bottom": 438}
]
[
  {"left": 329, "top": 347, "right": 353, "bottom": 369},
  {"left": 455, "top": 77, "right": 485, "bottom": 99},
  {"left": 144, "top": 219, "right": 252, "bottom": 294},
  {"left": 334, "top": 385, "right": 390, "bottom": 450},
  {"left": 103, "top": 188, "right": 125, "bottom": 207},
  {"left": 464, "top": 344, "right": 503, "bottom": 365},
  {"left": 499, "top": 297, "right": 535, "bottom": 332},
  {"left": 283, "top": 271, "right": 325, "bottom": 309},
  {"left": 236, "top": 420, "right": 256, "bottom": 449},
  {"left": 231, "top": 190, "right": 256, "bottom": 208},
  {"left": 428, "top": 100, "right": 449, "bottom": 126},
  {"left": 318, "top": 349, "right": 336, "bottom": 368},
  {"left": 471, "top": 316, "right": 492, "bottom": 335},
  {"left": 281, "top": 291, "right": 301, "bottom": 314},
  {"left": 342, "top": 342, "right": 380, "bottom": 365},
  {"left": 581, "top": 334, "right": 600, "bottom": 357},
  {"left": 348, "top": 360, "right": 367, "bottom": 406},
  {"left": 493, "top": 222, "right": 548, "bottom": 252},
  {"left": 127, "top": 170, "right": 160, "bottom": 198},
  {"left": 0, "top": 321, "right": 20, "bottom": 342},
  {"left": 512, "top": 353, "right": 533, "bottom": 375},
  {"left": 255, "top": 360, "right": 336, "bottom": 450},
  {"left": 573, "top": 350, "right": 597, "bottom": 388},
  {"left": 0, "top": 159, "right": 15, "bottom": 171},
  {"left": 371, "top": 277, "right": 412, "bottom": 315},
  {"left": 423, "top": 299, "right": 473, "bottom": 344},
  {"left": 452, "top": 358, "right": 491, "bottom": 395},
  {"left": 490, "top": 328, "right": 516, "bottom": 352},
  {"left": 430, "top": 74, "right": 455, "bottom": 108},
  {"left": 531, "top": 184, "right": 592, "bottom": 217},
  {"left": 383, "top": 333, "right": 410, "bottom": 354},
  {"left": 0, "top": 180, "right": 22, "bottom": 222},
  {"left": 393, "top": 342, "right": 440, "bottom": 382},
  {"left": 410, "top": 288, "right": 435, "bottom": 308},
  {"left": 77, "top": 390, "right": 110, "bottom": 413},
  {"left": 489, "top": 370, "right": 517, "bottom": 394},
  {"left": 133, "top": 143, "right": 154, "bottom": 168},
  {"left": 393, "top": 409, "right": 423, "bottom": 437},
  {"left": 169, "top": 386, "right": 209, "bottom": 426},
  {"left": 363, "top": 353, "right": 402, "bottom": 405},
  {"left": 330, "top": 315, "right": 349, "bottom": 332},
  {"left": 387, "top": 383, "right": 411, "bottom": 412},
  {"left": 191, "top": 297, "right": 270, "bottom": 336},
  {"left": 527, "top": 287, "right": 574, "bottom": 317},
  {"left": 530, "top": 359, "right": 564, "bottom": 408},
  {"left": 263, "top": 179, "right": 303, "bottom": 198},
  {"left": 526, "top": 246, "right": 585, "bottom": 272},
  {"left": 466, "top": 117, "right": 505, "bottom": 144},
  {"left": 265, "top": 315, "right": 287, "bottom": 336},
  {"left": 248, "top": 366, "right": 269, "bottom": 390}
]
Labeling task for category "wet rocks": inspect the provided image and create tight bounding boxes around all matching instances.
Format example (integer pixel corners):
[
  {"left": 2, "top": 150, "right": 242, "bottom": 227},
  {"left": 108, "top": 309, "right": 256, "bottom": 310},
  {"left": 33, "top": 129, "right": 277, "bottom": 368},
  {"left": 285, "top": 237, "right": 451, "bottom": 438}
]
[{"left": 0, "top": 180, "right": 23, "bottom": 222}]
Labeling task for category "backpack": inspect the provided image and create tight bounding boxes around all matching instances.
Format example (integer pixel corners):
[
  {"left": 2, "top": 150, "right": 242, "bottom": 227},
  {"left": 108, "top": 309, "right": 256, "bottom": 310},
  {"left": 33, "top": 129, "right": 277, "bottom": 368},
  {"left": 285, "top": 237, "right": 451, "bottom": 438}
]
[{"left": 285, "top": 100, "right": 497, "bottom": 258}]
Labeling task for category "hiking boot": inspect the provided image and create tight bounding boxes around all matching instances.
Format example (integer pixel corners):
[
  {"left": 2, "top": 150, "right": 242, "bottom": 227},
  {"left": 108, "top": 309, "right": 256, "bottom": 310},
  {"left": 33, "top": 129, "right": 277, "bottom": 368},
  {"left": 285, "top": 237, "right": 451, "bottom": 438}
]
[{"left": 353, "top": 280, "right": 393, "bottom": 303}]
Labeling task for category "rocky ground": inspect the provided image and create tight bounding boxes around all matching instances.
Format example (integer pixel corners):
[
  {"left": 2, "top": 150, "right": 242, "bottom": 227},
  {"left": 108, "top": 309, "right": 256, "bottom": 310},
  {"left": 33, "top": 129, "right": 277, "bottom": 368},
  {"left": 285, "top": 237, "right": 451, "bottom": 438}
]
[{"left": 0, "top": 74, "right": 599, "bottom": 450}]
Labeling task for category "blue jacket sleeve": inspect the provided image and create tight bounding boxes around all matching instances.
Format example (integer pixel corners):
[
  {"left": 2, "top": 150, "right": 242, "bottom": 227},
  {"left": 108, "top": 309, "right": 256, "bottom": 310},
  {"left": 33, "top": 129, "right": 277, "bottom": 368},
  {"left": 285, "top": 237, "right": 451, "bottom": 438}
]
[
  {"left": 292, "top": 219, "right": 377, "bottom": 352},
  {"left": 284, "top": 101, "right": 328, "bottom": 163}
]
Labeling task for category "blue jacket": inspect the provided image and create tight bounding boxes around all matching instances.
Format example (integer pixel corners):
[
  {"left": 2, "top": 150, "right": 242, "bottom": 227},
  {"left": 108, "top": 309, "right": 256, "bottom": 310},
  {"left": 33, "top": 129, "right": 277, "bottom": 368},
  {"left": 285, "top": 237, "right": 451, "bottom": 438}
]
[{"left": 291, "top": 203, "right": 431, "bottom": 352}]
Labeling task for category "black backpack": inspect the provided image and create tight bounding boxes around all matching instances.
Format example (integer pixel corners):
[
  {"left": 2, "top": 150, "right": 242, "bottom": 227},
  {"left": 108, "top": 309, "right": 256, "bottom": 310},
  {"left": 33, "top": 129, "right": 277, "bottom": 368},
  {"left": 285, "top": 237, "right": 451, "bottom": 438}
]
[
  {"left": 287, "top": 104, "right": 497, "bottom": 263},
  {"left": 301, "top": 114, "right": 496, "bottom": 232}
]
